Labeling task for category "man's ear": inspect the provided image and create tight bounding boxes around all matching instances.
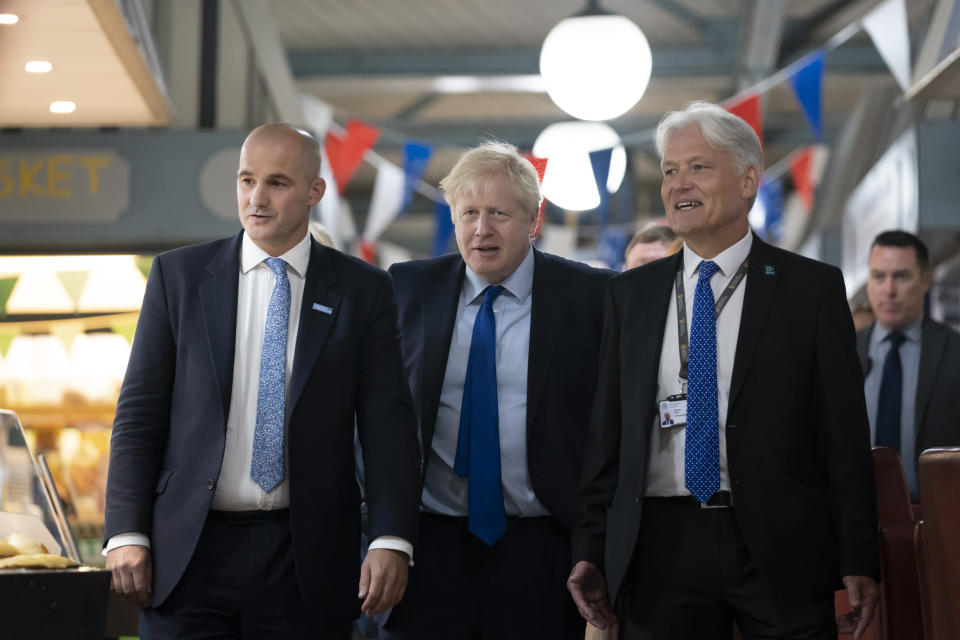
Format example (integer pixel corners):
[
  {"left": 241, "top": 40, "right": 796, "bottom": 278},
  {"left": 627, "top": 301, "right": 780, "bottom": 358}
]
[
  {"left": 309, "top": 177, "right": 326, "bottom": 206},
  {"left": 741, "top": 165, "right": 759, "bottom": 200},
  {"left": 529, "top": 207, "right": 544, "bottom": 240}
]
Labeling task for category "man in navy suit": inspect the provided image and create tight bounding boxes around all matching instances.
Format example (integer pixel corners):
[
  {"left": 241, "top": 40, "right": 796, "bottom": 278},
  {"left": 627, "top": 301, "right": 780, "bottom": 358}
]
[
  {"left": 569, "top": 102, "right": 879, "bottom": 640},
  {"left": 379, "top": 142, "right": 611, "bottom": 640},
  {"left": 104, "top": 123, "right": 420, "bottom": 639}
]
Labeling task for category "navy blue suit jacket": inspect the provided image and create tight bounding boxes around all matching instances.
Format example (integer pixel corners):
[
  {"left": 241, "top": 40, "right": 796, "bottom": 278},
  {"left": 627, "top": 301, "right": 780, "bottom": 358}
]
[
  {"left": 389, "top": 248, "right": 611, "bottom": 529},
  {"left": 105, "top": 233, "right": 420, "bottom": 624}
]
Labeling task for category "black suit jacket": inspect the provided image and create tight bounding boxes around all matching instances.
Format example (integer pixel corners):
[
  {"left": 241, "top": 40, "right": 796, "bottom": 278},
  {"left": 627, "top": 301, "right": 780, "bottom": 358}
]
[
  {"left": 856, "top": 318, "right": 960, "bottom": 467},
  {"left": 388, "top": 249, "right": 611, "bottom": 529},
  {"left": 104, "top": 233, "right": 420, "bottom": 624},
  {"left": 574, "top": 236, "right": 880, "bottom": 604}
]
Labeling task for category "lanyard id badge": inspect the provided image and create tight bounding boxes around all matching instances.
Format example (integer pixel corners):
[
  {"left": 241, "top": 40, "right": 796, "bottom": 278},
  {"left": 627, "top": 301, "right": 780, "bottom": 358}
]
[{"left": 659, "top": 393, "right": 687, "bottom": 429}]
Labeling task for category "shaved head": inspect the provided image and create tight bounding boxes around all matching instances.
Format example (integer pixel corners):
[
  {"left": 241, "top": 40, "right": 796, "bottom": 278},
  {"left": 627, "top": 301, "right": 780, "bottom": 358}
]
[{"left": 243, "top": 123, "right": 321, "bottom": 181}]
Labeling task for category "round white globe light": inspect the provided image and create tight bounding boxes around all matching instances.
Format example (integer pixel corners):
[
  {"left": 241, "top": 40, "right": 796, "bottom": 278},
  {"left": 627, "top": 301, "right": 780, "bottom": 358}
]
[
  {"left": 533, "top": 121, "right": 627, "bottom": 211},
  {"left": 539, "top": 13, "right": 652, "bottom": 121}
]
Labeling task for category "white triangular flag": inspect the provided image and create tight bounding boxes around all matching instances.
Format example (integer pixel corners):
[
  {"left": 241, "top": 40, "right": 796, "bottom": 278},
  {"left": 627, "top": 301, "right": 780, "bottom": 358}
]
[
  {"left": 363, "top": 160, "right": 405, "bottom": 243},
  {"left": 863, "top": 0, "right": 912, "bottom": 92},
  {"left": 300, "top": 94, "right": 334, "bottom": 138},
  {"left": 317, "top": 147, "right": 342, "bottom": 249}
]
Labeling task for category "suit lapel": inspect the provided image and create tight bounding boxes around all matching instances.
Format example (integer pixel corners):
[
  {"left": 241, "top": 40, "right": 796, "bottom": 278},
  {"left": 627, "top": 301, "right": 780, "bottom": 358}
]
[
  {"left": 526, "top": 250, "right": 568, "bottom": 429},
  {"left": 856, "top": 324, "right": 872, "bottom": 375},
  {"left": 419, "top": 257, "right": 464, "bottom": 450},
  {"left": 729, "top": 237, "right": 780, "bottom": 409},
  {"left": 915, "top": 317, "right": 946, "bottom": 443},
  {"left": 287, "top": 239, "right": 341, "bottom": 423},
  {"left": 199, "top": 234, "right": 241, "bottom": 427}
]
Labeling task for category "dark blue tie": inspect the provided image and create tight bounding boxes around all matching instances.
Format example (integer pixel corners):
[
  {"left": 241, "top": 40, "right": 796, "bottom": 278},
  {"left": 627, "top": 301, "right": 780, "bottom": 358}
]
[
  {"left": 685, "top": 260, "right": 720, "bottom": 504},
  {"left": 876, "top": 330, "right": 906, "bottom": 452},
  {"left": 454, "top": 285, "right": 505, "bottom": 545}
]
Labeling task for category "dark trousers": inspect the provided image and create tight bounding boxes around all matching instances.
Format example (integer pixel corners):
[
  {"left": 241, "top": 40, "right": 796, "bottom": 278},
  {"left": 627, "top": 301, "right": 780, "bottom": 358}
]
[
  {"left": 619, "top": 498, "right": 836, "bottom": 640},
  {"left": 140, "top": 510, "right": 351, "bottom": 640},
  {"left": 379, "top": 512, "right": 583, "bottom": 640}
]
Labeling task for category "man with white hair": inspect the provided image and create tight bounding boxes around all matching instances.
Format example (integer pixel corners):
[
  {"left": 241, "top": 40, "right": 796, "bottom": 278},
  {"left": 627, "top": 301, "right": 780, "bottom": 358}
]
[{"left": 569, "top": 102, "right": 880, "bottom": 639}]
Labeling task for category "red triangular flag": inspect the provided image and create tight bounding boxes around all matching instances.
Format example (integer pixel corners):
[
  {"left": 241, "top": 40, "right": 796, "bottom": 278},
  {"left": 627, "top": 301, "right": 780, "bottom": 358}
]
[
  {"left": 357, "top": 239, "right": 378, "bottom": 264},
  {"left": 325, "top": 120, "right": 380, "bottom": 195},
  {"left": 790, "top": 147, "right": 815, "bottom": 212},
  {"left": 727, "top": 93, "right": 763, "bottom": 146},
  {"left": 522, "top": 152, "right": 549, "bottom": 219}
]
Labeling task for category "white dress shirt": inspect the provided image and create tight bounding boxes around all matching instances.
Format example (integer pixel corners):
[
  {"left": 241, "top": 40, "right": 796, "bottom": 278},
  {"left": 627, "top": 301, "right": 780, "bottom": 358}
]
[
  {"left": 107, "top": 231, "right": 410, "bottom": 559},
  {"left": 422, "top": 246, "right": 550, "bottom": 518},
  {"left": 644, "top": 231, "right": 752, "bottom": 497}
]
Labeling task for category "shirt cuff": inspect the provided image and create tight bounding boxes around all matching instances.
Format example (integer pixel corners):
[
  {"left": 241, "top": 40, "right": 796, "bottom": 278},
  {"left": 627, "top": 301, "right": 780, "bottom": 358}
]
[
  {"left": 369, "top": 535, "right": 414, "bottom": 566},
  {"left": 103, "top": 532, "right": 151, "bottom": 557}
]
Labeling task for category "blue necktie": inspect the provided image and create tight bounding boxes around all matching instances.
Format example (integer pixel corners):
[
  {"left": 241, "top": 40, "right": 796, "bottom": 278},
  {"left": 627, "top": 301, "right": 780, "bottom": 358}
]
[
  {"left": 251, "top": 257, "right": 290, "bottom": 492},
  {"left": 685, "top": 260, "right": 720, "bottom": 504},
  {"left": 454, "top": 285, "right": 505, "bottom": 545},
  {"left": 876, "top": 330, "right": 906, "bottom": 452}
]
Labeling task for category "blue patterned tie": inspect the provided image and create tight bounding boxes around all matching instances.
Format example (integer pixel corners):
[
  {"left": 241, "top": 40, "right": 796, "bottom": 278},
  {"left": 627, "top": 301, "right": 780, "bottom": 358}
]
[
  {"left": 251, "top": 257, "right": 290, "bottom": 492},
  {"left": 454, "top": 285, "right": 506, "bottom": 545},
  {"left": 876, "top": 331, "right": 906, "bottom": 452},
  {"left": 685, "top": 260, "right": 720, "bottom": 504}
]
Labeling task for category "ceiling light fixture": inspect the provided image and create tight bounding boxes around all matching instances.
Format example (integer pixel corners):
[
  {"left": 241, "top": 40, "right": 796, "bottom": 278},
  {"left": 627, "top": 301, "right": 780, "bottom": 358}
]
[
  {"left": 533, "top": 121, "right": 627, "bottom": 211},
  {"left": 25, "top": 61, "right": 53, "bottom": 73},
  {"left": 539, "top": 0, "right": 652, "bottom": 121},
  {"left": 0, "top": 13, "right": 19, "bottom": 25},
  {"left": 50, "top": 101, "right": 76, "bottom": 114}
]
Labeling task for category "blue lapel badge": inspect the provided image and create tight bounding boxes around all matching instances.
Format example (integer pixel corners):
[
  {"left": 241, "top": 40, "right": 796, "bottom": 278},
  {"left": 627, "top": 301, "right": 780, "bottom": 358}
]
[
  {"left": 764, "top": 265, "right": 775, "bottom": 276},
  {"left": 312, "top": 302, "right": 333, "bottom": 315}
]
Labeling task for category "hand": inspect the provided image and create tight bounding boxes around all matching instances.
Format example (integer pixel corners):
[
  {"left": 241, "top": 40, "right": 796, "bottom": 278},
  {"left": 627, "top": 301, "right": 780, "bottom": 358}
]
[
  {"left": 358, "top": 548, "right": 409, "bottom": 616},
  {"left": 106, "top": 545, "right": 152, "bottom": 607},
  {"left": 837, "top": 575, "right": 880, "bottom": 639},
  {"left": 567, "top": 560, "right": 618, "bottom": 630}
]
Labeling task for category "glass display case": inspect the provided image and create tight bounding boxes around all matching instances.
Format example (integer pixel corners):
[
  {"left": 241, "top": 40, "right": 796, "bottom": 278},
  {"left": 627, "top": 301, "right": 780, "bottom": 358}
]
[{"left": 0, "top": 409, "right": 110, "bottom": 638}]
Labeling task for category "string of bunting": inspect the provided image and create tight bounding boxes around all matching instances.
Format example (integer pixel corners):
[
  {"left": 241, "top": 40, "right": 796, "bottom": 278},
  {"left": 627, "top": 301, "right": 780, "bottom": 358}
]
[{"left": 301, "top": 0, "right": 910, "bottom": 259}]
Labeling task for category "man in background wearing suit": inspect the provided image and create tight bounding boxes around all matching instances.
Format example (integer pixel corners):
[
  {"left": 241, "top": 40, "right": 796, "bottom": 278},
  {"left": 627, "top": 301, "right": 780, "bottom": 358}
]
[
  {"left": 104, "top": 123, "right": 421, "bottom": 638},
  {"left": 380, "top": 142, "right": 610, "bottom": 640},
  {"left": 858, "top": 230, "right": 960, "bottom": 500},
  {"left": 569, "top": 102, "right": 880, "bottom": 640}
]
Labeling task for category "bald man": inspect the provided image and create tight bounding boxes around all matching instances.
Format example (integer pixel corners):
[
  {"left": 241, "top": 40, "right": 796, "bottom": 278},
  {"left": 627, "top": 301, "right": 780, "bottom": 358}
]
[{"left": 104, "top": 124, "right": 421, "bottom": 639}]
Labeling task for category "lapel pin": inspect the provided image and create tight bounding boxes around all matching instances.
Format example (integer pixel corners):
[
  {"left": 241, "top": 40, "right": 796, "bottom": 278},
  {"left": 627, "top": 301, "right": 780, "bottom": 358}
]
[
  {"left": 312, "top": 303, "right": 333, "bottom": 315},
  {"left": 764, "top": 265, "right": 775, "bottom": 275}
]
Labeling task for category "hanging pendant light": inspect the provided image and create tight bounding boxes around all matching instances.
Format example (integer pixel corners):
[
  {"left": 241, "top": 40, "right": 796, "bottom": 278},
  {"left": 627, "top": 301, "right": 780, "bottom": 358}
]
[{"left": 539, "top": 0, "right": 653, "bottom": 121}]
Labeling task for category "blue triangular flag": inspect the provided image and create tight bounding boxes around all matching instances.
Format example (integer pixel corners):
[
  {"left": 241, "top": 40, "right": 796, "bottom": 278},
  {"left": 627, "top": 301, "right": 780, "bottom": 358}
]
[
  {"left": 402, "top": 140, "right": 434, "bottom": 209},
  {"left": 588, "top": 148, "right": 613, "bottom": 226},
  {"left": 431, "top": 202, "right": 454, "bottom": 257},
  {"left": 759, "top": 178, "right": 784, "bottom": 241},
  {"left": 788, "top": 50, "right": 824, "bottom": 139}
]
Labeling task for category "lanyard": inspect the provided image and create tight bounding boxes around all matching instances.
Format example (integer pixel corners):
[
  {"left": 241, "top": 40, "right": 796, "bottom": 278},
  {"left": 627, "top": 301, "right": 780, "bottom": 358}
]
[{"left": 675, "top": 258, "right": 749, "bottom": 381}]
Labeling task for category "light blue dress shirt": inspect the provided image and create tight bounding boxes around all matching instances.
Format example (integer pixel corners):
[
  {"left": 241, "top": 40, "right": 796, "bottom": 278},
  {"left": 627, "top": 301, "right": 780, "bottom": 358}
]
[
  {"left": 422, "top": 247, "right": 550, "bottom": 518},
  {"left": 864, "top": 318, "right": 923, "bottom": 500}
]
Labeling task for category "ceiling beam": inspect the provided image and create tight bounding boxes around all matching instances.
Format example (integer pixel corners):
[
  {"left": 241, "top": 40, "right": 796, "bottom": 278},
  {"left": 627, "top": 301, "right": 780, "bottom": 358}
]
[
  {"left": 288, "top": 44, "right": 886, "bottom": 79},
  {"left": 735, "top": 0, "right": 787, "bottom": 91}
]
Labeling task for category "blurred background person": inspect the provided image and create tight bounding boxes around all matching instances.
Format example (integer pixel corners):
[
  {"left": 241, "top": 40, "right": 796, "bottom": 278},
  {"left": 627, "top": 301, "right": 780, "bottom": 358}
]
[{"left": 623, "top": 225, "right": 678, "bottom": 270}]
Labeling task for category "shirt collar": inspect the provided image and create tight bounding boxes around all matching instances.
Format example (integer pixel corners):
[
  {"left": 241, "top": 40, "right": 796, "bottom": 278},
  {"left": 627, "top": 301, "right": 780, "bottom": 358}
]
[
  {"left": 462, "top": 244, "right": 534, "bottom": 305},
  {"left": 682, "top": 229, "right": 753, "bottom": 279},
  {"left": 871, "top": 316, "right": 924, "bottom": 347},
  {"left": 241, "top": 230, "right": 311, "bottom": 279}
]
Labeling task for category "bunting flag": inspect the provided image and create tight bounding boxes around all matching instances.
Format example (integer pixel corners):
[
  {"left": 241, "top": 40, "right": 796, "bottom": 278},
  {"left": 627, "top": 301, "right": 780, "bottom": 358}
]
[
  {"left": 589, "top": 148, "right": 613, "bottom": 226},
  {"left": 363, "top": 160, "right": 406, "bottom": 243},
  {"left": 51, "top": 320, "right": 84, "bottom": 353},
  {"left": 300, "top": 94, "right": 335, "bottom": 138},
  {"left": 432, "top": 202, "right": 455, "bottom": 257},
  {"left": 597, "top": 227, "right": 630, "bottom": 270},
  {"left": 135, "top": 256, "right": 153, "bottom": 280},
  {"left": 325, "top": 120, "right": 380, "bottom": 195},
  {"left": 110, "top": 319, "right": 138, "bottom": 345},
  {"left": 758, "top": 178, "right": 784, "bottom": 239},
  {"left": 318, "top": 147, "right": 344, "bottom": 248},
  {"left": 522, "top": 152, "right": 549, "bottom": 217},
  {"left": 57, "top": 271, "right": 89, "bottom": 309},
  {"left": 0, "top": 276, "right": 16, "bottom": 319},
  {"left": 0, "top": 328, "right": 15, "bottom": 358},
  {"left": 791, "top": 147, "right": 816, "bottom": 211},
  {"left": 357, "top": 240, "right": 378, "bottom": 264},
  {"left": 788, "top": 51, "right": 825, "bottom": 139},
  {"left": 863, "top": 0, "right": 912, "bottom": 92},
  {"left": 727, "top": 93, "right": 763, "bottom": 145},
  {"left": 402, "top": 141, "right": 434, "bottom": 209}
]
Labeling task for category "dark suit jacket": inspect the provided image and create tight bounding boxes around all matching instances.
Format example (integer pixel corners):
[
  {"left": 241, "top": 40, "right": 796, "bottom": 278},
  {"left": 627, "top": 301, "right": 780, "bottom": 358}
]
[
  {"left": 388, "top": 249, "right": 611, "bottom": 529},
  {"left": 104, "top": 233, "right": 420, "bottom": 624},
  {"left": 574, "top": 236, "right": 880, "bottom": 605},
  {"left": 857, "top": 318, "right": 960, "bottom": 467}
]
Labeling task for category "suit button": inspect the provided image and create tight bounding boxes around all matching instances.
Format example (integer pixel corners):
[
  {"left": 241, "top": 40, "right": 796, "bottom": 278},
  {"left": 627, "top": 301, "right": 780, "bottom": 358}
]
[
  {"left": 206, "top": 478, "right": 216, "bottom": 491},
  {"left": 728, "top": 424, "right": 738, "bottom": 429}
]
